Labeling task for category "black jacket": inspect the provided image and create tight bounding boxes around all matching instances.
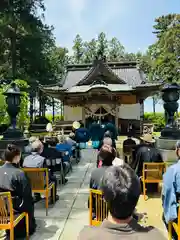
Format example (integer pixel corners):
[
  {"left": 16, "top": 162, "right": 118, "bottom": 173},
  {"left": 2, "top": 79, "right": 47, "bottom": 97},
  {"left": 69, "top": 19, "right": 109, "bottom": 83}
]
[
  {"left": 0, "top": 162, "right": 36, "bottom": 237},
  {"left": 131, "top": 144, "right": 163, "bottom": 177}
]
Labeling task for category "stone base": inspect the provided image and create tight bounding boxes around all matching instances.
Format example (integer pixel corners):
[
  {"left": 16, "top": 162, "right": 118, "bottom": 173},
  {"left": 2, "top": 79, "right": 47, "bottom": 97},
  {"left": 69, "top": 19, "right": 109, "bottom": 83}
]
[
  {"left": 156, "top": 138, "right": 177, "bottom": 150},
  {"left": 156, "top": 137, "right": 177, "bottom": 163},
  {"left": 160, "top": 127, "right": 180, "bottom": 140},
  {"left": 159, "top": 149, "right": 176, "bottom": 163}
]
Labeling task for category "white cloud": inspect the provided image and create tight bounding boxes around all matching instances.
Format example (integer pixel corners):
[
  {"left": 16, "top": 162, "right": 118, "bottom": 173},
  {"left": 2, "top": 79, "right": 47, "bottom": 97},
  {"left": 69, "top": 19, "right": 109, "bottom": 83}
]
[{"left": 68, "top": 0, "right": 87, "bottom": 16}]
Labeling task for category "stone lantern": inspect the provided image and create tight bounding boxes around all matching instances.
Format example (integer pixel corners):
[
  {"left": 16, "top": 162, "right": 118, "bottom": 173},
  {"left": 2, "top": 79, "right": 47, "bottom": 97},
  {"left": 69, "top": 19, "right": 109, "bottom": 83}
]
[
  {"left": 157, "top": 83, "right": 180, "bottom": 162},
  {"left": 0, "top": 83, "right": 28, "bottom": 151},
  {"left": 160, "top": 83, "right": 180, "bottom": 139}
]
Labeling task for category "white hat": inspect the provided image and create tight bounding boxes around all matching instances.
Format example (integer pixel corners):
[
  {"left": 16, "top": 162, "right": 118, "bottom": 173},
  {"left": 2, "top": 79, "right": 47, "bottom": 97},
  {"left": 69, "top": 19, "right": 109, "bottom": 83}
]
[
  {"left": 46, "top": 123, "right": 53, "bottom": 132},
  {"left": 73, "top": 121, "right": 80, "bottom": 130}
]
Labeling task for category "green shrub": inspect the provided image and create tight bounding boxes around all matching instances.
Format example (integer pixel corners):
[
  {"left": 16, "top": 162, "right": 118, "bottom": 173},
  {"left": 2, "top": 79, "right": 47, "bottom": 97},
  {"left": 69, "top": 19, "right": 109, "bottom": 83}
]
[
  {"left": 45, "top": 114, "right": 64, "bottom": 122},
  {"left": 144, "top": 112, "right": 165, "bottom": 131}
]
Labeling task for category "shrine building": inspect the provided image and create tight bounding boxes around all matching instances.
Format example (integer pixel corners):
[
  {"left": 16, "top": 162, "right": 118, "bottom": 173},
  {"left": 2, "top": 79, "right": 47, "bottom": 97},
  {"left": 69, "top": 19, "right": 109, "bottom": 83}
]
[{"left": 41, "top": 58, "right": 161, "bottom": 135}]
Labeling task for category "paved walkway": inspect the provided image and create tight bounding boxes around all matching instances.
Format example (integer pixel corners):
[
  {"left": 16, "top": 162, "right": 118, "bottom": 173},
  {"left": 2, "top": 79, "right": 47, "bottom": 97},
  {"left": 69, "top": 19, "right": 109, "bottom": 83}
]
[{"left": 31, "top": 149, "right": 97, "bottom": 240}]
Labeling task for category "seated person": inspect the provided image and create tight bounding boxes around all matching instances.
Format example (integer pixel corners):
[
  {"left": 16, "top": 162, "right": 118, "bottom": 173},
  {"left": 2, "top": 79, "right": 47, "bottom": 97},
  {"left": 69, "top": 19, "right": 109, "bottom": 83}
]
[
  {"left": 97, "top": 138, "right": 113, "bottom": 168},
  {"left": 0, "top": 144, "right": 36, "bottom": 238},
  {"left": 80, "top": 164, "right": 166, "bottom": 239},
  {"left": 23, "top": 140, "right": 59, "bottom": 202},
  {"left": 41, "top": 138, "right": 69, "bottom": 183},
  {"left": 162, "top": 140, "right": 180, "bottom": 240},
  {"left": 98, "top": 131, "right": 116, "bottom": 150},
  {"left": 66, "top": 132, "right": 76, "bottom": 147},
  {"left": 24, "top": 136, "right": 37, "bottom": 154},
  {"left": 90, "top": 144, "right": 116, "bottom": 219},
  {"left": 66, "top": 132, "right": 80, "bottom": 160},
  {"left": 131, "top": 134, "right": 163, "bottom": 177},
  {"left": 56, "top": 135, "right": 72, "bottom": 162},
  {"left": 123, "top": 135, "right": 136, "bottom": 163},
  {"left": 131, "top": 134, "right": 163, "bottom": 193}
]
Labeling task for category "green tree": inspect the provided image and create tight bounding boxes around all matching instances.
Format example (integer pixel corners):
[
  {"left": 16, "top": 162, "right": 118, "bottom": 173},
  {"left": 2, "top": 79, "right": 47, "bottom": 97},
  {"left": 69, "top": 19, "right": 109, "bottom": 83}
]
[
  {"left": 83, "top": 39, "right": 97, "bottom": 63},
  {"left": 97, "top": 32, "right": 108, "bottom": 59},
  {"left": 72, "top": 34, "right": 84, "bottom": 63},
  {"left": 148, "top": 14, "right": 180, "bottom": 83},
  {"left": 108, "top": 37, "right": 125, "bottom": 61}
]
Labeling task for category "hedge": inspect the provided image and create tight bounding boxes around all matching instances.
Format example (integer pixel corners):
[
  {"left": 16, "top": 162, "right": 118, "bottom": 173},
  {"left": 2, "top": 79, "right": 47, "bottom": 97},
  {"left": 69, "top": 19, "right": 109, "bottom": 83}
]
[{"left": 144, "top": 112, "right": 165, "bottom": 132}]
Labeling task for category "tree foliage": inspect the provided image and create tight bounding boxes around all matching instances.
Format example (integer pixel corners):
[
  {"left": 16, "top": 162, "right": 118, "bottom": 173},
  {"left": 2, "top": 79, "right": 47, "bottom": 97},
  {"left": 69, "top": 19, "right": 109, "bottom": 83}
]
[
  {"left": 71, "top": 32, "right": 137, "bottom": 64},
  {"left": 140, "top": 14, "right": 180, "bottom": 83},
  {"left": 0, "top": 0, "right": 64, "bottom": 86},
  {"left": 0, "top": 79, "right": 29, "bottom": 129}
]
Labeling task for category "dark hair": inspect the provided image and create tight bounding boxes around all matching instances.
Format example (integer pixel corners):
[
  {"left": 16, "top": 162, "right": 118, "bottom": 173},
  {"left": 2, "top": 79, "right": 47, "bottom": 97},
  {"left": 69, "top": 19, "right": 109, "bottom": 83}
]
[
  {"left": 39, "top": 136, "right": 44, "bottom": 142},
  {"left": 46, "top": 138, "right": 58, "bottom": 147},
  {"left": 104, "top": 130, "right": 112, "bottom": 138},
  {"left": 99, "top": 145, "right": 116, "bottom": 166},
  {"left": 4, "top": 144, "right": 21, "bottom": 162},
  {"left": 101, "top": 165, "right": 141, "bottom": 220}
]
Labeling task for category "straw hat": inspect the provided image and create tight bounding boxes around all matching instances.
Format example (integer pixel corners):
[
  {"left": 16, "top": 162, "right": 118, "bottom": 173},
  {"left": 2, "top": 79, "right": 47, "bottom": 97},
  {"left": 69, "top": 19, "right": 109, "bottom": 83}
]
[
  {"left": 72, "top": 121, "right": 80, "bottom": 130},
  {"left": 140, "top": 134, "right": 155, "bottom": 143}
]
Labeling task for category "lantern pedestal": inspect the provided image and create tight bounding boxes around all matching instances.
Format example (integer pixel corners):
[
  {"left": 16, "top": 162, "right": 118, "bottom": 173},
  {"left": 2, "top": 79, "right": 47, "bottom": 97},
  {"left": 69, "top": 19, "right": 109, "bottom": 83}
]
[
  {"left": 157, "top": 83, "right": 180, "bottom": 163},
  {"left": 3, "top": 127, "right": 23, "bottom": 139}
]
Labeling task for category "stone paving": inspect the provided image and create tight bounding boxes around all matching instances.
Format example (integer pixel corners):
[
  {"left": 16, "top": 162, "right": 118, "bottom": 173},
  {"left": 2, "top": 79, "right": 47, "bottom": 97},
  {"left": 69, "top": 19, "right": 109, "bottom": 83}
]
[{"left": 31, "top": 148, "right": 97, "bottom": 240}]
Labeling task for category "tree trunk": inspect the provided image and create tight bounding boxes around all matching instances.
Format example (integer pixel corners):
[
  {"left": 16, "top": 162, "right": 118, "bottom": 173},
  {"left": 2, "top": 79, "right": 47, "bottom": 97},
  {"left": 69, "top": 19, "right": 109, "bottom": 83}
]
[
  {"left": 152, "top": 96, "right": 156, "bottom": 115},
  {"left": 52, "top": 98, "right": 55, "bottom": 122},
  {"left": 30, "top": 94, "right": 33, "bottom": 123},
  {"left": 10, "top": 32, "right": 17, "bottom": 79}
]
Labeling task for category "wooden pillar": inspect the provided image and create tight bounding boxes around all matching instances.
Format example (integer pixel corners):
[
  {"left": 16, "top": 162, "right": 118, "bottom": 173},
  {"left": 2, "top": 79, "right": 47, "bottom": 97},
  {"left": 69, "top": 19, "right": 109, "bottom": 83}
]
[
  {"left": 82, "top": 106, "right": 86, "bottom": 125},
  {"left": 115, "top": 104, "right": 119, "bottom": 130},
  {"left": 61, "top": 100, "right": 64, "bottom": 120},
  {"left": 52, "top": 98, "right": 55, "bottom": 122},
  {"left": 139, "top": 99, "right": 144, "bottom": 135}
]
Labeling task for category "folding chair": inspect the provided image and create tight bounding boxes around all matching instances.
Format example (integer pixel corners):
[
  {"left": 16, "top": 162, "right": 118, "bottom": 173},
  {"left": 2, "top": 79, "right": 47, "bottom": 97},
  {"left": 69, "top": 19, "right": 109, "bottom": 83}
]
[
  {"left": 45, "top": 158, "right": 65, "bottom": 185},
  {"left": 22, "top": 168, "right": 55, "bottom": 216},
  {"left": 0, "top": 192, "right": 29, "bottom": 240},
  {"left": 168, "top": 207, "right": 180, "bottom": 240},
  {"left": 89, "top": 189, "right": 108, "bottom": 226},
  {"left": 140, "top": 162, "right": 166, "bottom": 200}
]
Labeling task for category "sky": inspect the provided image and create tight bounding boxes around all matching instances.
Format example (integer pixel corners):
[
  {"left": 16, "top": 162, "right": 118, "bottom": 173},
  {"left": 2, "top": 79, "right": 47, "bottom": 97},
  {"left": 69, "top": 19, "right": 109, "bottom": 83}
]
[{"left": 43, "top": 0, "right": 180, "bottom": 112}]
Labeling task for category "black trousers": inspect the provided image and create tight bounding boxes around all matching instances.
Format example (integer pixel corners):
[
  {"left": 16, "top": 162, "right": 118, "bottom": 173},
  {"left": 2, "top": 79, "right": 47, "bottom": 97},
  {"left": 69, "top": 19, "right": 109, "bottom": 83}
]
[
  {"left": 162, "top": 214, "right": 178, "bottom": 240},
  {"left": 49, "top": 174, "right": 57, "bottom": 198}
]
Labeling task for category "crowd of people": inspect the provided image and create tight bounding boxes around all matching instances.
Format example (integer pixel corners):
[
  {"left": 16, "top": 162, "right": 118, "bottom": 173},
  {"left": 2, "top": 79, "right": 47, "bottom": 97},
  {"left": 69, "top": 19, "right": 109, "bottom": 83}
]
[
  {"left": 0, "top": 120, "right": 180, "bottom": 239},
  {"left": 0, "top": 131, "right": 81, "bottom": 239},
  {"left": 79, "top": 131, "right": 179, "bottom": 240}
]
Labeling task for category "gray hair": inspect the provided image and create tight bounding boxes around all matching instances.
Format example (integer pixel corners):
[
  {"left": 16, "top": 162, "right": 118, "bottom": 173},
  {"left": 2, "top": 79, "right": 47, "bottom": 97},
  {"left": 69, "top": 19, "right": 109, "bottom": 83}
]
[
  {"left": 31, "top": 140, "right": 43, "bottom": 153},
  {"left": 69, "top": 132, "right": 75, "bottom": 138},
  {"left": 29, "top": 136, "right": 37, "bottom": 144},
  {"left": 103, "top": 137, "right": 112, "bottom": 146}
]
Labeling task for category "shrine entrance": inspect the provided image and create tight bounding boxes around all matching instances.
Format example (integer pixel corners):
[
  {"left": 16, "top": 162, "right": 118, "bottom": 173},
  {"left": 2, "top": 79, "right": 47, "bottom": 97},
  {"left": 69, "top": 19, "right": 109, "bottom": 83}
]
[{"left": 85, "top": 104, "right": 115, "bottom": 128}]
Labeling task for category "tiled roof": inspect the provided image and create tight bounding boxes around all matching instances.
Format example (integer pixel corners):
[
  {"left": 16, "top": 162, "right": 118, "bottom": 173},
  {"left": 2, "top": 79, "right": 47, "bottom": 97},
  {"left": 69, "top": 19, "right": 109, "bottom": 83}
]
[
  {"left": 40, "top": 61, "right": 162, "bottom": 96},
  {"left": 62, "top": 61, "right": 144, "bottom": 89}
]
